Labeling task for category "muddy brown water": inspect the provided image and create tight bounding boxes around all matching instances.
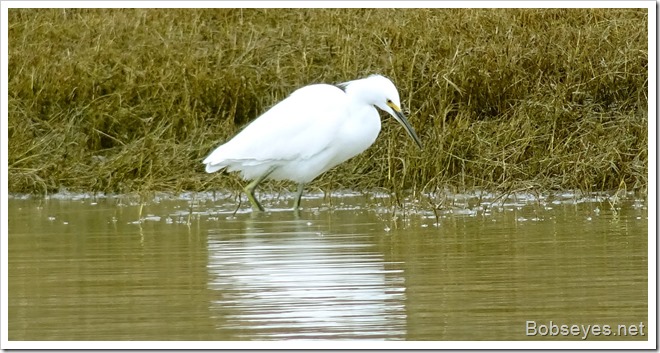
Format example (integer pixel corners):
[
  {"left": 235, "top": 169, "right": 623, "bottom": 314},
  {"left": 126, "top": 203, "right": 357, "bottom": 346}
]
[{"left": 7, "top": 191, "right": 648, "bottom": 342}]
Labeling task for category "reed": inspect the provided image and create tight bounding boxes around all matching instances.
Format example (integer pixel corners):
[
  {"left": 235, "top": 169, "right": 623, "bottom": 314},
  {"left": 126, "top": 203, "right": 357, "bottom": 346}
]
[{"left": 8, "top": 8, "right": 648, "bottom": 196}]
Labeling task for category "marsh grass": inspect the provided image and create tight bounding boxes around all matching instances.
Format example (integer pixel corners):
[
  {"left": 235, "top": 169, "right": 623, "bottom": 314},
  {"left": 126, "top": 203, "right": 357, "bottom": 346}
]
[{"left": 8, "top": 8, "right": 648, "bottom": 196}]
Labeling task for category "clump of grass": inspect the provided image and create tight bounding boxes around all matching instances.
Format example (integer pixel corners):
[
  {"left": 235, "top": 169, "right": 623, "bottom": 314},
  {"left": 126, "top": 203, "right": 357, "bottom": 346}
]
[{"left": 8, "top": 8, "right": 648, "bottom": 196}]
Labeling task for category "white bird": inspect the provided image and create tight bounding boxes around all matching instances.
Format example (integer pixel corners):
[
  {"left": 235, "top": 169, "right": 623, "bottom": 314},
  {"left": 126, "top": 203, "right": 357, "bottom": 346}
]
[{"left": 203, "top": 74, "right": 422, "bottom": 212}]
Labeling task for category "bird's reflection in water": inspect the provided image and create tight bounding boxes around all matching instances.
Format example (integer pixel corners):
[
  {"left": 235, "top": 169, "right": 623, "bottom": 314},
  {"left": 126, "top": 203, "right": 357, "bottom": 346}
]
[{"left": 206, "top": 217, "right": 407, "bottom": 340}]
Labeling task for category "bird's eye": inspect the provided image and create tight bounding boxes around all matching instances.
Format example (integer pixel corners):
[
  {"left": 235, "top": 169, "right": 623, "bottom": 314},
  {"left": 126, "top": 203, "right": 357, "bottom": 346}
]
[{"left": 386, "top": 99, "right": 392, "bottom": 104}]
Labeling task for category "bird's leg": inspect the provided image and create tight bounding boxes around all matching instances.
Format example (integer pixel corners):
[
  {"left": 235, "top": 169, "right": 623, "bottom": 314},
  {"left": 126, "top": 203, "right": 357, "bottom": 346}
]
[
  {"left": 293, "top": 183, "right": 306, "bottom": 211},
  {"left": 244, "top": 167, "right": 275, "bottom": 212}
]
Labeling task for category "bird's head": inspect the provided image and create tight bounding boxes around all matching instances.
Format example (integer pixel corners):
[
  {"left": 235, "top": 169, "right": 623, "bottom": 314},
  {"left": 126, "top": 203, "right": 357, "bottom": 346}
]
[{"left": 358, "top": 75, "right": 423, "bottom": 149}]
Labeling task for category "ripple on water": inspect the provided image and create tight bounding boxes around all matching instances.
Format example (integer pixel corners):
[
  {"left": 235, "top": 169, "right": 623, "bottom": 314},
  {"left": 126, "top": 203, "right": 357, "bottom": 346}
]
[{"left": 7, "top": 189, "right": 648, "bottom": 341}]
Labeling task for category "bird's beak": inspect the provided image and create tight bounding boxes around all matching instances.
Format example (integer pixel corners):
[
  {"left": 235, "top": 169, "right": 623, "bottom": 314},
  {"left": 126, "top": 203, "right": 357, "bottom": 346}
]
[{"left": 387, "top": 102, "right": 423, "bottom": 149}]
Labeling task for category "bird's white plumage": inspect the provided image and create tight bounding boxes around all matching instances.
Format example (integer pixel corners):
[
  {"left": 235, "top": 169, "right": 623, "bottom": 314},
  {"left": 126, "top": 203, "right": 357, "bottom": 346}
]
[
  {"left": 204, "top": 76, "right": 395, "bottom": 182},
  {"left": 203, "top": 74, "right": 422, "bottom": 211}
]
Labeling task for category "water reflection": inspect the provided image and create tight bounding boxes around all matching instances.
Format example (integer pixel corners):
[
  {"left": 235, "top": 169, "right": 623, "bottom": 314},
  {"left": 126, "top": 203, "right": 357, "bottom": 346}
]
[
  {"left": 6, "top": 191, "right": 649, "bottom": 343},
  {"left": 206, "top": 216, "right": 406, "bottom": 340}
]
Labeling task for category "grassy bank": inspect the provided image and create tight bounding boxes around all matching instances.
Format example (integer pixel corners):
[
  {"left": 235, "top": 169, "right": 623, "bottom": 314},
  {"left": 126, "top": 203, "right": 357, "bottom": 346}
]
[{"left": 8, "top": 8, "right": 648, "bottom": 196}]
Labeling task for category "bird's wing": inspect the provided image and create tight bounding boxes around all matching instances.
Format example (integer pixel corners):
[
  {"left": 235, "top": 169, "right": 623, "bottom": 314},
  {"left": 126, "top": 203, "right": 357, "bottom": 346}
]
[{"left": 203, "top": 84, "right": 348, "bottom": 169}]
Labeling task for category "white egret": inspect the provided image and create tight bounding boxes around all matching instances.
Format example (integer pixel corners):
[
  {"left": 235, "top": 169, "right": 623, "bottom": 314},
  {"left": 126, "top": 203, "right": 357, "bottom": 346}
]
[{"left": 203, "top": 74, "right": 422, "bottom": 212}]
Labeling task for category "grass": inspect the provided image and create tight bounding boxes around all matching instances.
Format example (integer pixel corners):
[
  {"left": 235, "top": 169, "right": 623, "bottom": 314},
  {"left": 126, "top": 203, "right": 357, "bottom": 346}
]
[{"left": 8, "top": 8, "right": 648, "bottom": 197}]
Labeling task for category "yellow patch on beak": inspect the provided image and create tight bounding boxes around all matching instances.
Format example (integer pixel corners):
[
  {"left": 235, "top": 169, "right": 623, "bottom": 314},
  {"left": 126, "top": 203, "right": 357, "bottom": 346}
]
[{"left": 386, "top": 101, "right": 402, "bottom": 113}]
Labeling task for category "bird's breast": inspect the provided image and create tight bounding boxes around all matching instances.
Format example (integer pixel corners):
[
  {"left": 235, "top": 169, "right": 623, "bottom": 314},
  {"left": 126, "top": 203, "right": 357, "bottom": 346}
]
[{"left": 333, "top": 106, "right": 381, "bottom": 160}]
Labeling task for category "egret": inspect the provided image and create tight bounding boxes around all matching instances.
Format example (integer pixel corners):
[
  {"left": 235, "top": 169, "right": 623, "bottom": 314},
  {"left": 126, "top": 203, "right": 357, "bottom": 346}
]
[{"left": 203, "top": 74, "right": 423, "bottom": 212}]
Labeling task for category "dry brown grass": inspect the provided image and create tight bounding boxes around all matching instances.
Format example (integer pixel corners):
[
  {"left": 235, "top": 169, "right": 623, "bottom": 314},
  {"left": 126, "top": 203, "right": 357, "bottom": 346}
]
[{"left": 8, "top": 8, "right": 648, "bottom": 196}]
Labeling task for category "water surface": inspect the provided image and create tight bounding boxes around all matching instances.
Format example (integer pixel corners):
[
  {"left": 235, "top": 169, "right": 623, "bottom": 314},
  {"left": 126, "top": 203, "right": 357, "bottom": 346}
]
[{"left": 8, "top": 191, "right": 648, "bottom": 341}]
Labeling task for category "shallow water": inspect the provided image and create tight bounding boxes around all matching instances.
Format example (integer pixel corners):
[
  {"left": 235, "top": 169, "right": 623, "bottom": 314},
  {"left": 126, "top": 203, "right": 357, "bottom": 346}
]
[{"left": 7, "top": 191, "right": 648, "bottom": 342}]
